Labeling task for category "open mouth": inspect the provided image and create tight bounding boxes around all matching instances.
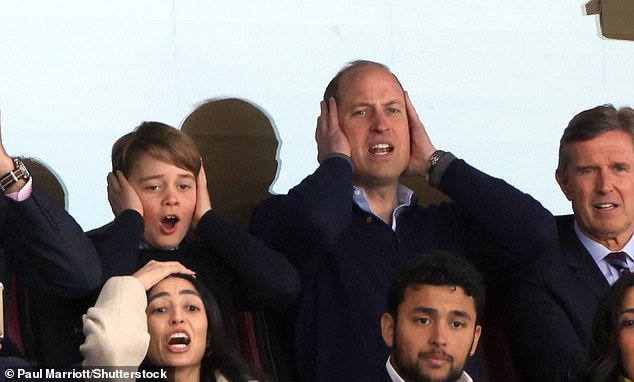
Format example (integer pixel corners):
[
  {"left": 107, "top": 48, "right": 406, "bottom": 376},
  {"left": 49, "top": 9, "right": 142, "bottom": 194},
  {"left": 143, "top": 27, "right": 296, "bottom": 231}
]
[
  {"left": 167, "top": 332, "right": 191, "bottom": 349},
  {"left": 595, "top": 203, "right": 617, "bottom": 210},
  {"left": 162, "top": 215, "right": 180, "bottom": 229},
  {"left": 369, "top": 143, "right": 393, "bottom": 156}
]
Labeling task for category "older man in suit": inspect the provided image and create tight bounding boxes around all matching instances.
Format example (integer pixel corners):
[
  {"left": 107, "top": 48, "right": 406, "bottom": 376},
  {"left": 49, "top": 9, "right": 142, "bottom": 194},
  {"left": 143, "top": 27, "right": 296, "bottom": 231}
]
[{"left": 504, "top": 104, "right": 634, "bottom": 381}]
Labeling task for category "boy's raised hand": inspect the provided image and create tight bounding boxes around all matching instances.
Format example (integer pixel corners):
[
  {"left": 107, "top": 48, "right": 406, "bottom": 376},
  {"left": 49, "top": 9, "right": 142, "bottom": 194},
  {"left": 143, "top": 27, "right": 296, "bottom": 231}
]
[
  {"left": 107, "top": 170, "right": 143, "bottom": 217},
  {"left": 192, "top": 161, "right": 212, "bottom": 230}
]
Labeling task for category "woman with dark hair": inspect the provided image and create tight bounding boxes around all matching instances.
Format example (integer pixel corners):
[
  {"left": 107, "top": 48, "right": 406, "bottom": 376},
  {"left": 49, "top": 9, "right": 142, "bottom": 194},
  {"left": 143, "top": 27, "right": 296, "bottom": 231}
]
[
  {"left": 582, "top": 273, "right": 634, "bottom": 382},
  {"left": 81, "top": 260, "right": 266, "bottom": 382}
]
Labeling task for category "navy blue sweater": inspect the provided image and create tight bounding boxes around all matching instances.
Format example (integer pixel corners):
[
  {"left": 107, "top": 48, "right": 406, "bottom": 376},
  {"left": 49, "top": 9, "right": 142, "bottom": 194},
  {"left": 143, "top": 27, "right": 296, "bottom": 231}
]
[{"left": 251, "top": 156, "right": 556, "bottom": 382}]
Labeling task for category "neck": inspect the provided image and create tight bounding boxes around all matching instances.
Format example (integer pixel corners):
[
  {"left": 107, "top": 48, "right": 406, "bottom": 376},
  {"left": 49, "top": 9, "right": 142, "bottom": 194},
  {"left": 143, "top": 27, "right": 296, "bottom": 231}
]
[
  {"left": 169, "top": 365, "right": 201, "bottom": 382},
  {"left": 590, "top": 232, "right": 633, "bottom": 252},
  {"left": 360, "top": 183, "right": 399, "bottom": 224}
]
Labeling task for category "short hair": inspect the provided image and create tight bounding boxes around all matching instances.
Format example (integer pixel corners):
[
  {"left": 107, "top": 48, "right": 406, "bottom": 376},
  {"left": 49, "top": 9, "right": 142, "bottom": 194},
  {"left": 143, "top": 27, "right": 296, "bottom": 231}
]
[
  {"left": 111, "top": 121, "right": 201, "bottom": 178},
  {"left": 581, "top": 273, "right": 634, "bottom": 382},
  {"left": 386, "top": 250, "right": 486, "bottom": 322},
  {"left": 558, "top": 105, "right": 634, "bottom": 174},
  {"left": 323, "top": 60, "right": 404, "bottom": 103}
]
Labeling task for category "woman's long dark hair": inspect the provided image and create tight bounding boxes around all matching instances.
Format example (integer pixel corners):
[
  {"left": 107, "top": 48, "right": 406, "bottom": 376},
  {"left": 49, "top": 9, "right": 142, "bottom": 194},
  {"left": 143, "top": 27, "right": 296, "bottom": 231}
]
[
  {"left": 581, "top": 274, "right": 634, "bottom": 382},
  {"left": 140, "top": 273, "right": 267, "bottom": 382}
]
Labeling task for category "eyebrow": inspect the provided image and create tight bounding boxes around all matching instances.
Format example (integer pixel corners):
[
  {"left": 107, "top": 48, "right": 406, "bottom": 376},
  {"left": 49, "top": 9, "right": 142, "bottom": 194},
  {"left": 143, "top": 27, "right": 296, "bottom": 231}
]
[
  {"left": 411, "top": 306, "right": 473, "bottom": 320},
  {"left": 137, "top": 173, "right": 196, "bottom": 183},
  {"left": 147, "top": 288, "right": 200, "bottom": 303},
  {"left": 350, "top": 99, "right": 404, "bottom": 108},
  {"left": 621, "top": 308, "right": 634, "bottom": 314}
]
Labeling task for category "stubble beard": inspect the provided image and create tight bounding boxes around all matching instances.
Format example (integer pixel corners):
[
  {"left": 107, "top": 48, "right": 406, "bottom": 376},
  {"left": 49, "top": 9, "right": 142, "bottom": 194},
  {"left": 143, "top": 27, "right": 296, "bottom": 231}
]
[{"left": 391, "top": 334, "right": 468, "bottom": 382}]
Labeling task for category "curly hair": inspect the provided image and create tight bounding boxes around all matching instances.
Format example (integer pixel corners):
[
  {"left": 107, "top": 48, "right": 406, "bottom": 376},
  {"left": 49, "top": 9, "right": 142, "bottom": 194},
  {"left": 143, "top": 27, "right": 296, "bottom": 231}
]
[{"left": 386, "top": 250, "right": 485, "bottom": 323}]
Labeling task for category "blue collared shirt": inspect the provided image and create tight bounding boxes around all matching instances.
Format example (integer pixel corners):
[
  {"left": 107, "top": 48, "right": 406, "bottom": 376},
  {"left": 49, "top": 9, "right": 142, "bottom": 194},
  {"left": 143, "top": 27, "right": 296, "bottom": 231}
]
[{"left": 352, "top": 184, "right": 414, "bottom": 231}]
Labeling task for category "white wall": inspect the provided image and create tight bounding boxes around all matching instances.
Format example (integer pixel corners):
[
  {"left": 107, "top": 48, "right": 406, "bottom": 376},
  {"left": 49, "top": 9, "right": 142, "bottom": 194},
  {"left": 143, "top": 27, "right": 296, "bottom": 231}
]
[{"left": 1, "top": 0, "right": 633, "bottom": 230}]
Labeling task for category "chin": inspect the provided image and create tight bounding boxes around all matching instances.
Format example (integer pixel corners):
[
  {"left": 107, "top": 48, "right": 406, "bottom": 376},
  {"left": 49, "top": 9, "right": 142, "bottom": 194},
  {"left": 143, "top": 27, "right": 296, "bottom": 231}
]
[{"left": 151, "top": 352, "right": 201, "bottom": 368}]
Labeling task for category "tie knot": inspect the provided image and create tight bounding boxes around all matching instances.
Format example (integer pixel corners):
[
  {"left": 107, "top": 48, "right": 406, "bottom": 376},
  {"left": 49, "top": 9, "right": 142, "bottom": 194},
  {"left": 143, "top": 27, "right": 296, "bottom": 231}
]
[{"left": 605, "top": 251, "right": 631, "bottom": 275}]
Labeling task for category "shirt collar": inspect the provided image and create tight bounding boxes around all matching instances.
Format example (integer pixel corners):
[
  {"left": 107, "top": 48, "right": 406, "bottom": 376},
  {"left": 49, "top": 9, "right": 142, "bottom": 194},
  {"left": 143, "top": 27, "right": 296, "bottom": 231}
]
[
  {"left": 574, "top": 220, "right": 634, "bottom": 263},
  {"left": 139, "top": 241, "right": 179, "bottom": 250},
  {"left": 385, "top": 356, "right": 473, "bottom": 382},
  {"left": 352, "top": 184, "right": 414, "bottom": 231}
]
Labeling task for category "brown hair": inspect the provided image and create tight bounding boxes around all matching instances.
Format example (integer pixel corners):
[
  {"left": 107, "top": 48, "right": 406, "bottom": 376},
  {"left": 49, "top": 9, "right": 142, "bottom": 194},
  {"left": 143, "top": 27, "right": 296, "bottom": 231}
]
[
  {"left": 323, "top": 60, "right": 404, "bottom": 103},
  {"left": 111, "top": 121, "right": 201, "bottom": 177},
  {"left": 558, "top": 105, "right": 634, "bottom": 175}
]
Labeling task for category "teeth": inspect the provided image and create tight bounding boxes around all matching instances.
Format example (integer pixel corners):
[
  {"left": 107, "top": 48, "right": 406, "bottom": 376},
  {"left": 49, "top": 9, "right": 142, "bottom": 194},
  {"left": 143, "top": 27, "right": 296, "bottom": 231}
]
[
  {"left": 369, "top": 143, "right": 392, "bottom": 156},
  {"left": 168, "top": 332, "right": 190, "bottom": 345},
  {"left": 170, "top": 332, "right": 189, "bottom": 340},
  {"left": 597, "top": 203, "right": 615, "bottom": 209}
]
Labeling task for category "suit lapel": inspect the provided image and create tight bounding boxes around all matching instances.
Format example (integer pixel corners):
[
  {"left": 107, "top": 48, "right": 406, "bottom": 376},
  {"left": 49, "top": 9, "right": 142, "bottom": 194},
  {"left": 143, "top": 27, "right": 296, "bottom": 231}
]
[{"left": 558, "top": 215, "right": 609, "bottom": 299}]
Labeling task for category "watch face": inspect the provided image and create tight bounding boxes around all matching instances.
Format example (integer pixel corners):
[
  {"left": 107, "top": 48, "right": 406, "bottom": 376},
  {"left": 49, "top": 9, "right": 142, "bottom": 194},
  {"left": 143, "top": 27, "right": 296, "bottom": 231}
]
[{"left": 430, "top": 151, "right": 445, "bottom": 166}]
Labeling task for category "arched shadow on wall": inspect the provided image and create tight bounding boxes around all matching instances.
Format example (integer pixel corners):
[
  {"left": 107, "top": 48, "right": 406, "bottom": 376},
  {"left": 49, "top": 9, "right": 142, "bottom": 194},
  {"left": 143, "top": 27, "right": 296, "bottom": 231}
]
[
  {"left": 181, "top": 98, "right": 280, "bottom": 229},
  {"left": 399, "top": 173, "right": 451, "bottom": 207},
  {"left": 23, "top": 157, "right": 67, "bottom": 209}
]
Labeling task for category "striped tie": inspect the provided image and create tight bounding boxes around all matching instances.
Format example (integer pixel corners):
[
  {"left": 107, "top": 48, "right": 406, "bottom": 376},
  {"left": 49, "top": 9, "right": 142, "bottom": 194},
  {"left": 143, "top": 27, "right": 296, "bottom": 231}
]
[{"left": 605, "top": 251, "right": 631, "bottom": 275}]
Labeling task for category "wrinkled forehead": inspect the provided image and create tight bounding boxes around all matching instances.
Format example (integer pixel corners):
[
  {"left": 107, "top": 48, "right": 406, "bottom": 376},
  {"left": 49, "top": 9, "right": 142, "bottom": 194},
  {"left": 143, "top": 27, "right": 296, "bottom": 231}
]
[{"left": 564, "top": 131, "right": 634, "bottom": 163}]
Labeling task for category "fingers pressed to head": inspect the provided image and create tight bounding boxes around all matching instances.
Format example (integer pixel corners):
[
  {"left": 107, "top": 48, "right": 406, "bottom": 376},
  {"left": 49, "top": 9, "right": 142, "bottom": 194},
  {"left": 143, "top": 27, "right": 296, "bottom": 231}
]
[
  {"left": 106, "top": 172, "right": 118, "bottom": 190},
  {"left": 328, "top": 97, "right": 338, "bottom": 128},
  {"left": 404, "top": 91, "right": 416, "bottom": 120},
  {"left": 319, "top": 100, "right": 328, "bottom": 130}
]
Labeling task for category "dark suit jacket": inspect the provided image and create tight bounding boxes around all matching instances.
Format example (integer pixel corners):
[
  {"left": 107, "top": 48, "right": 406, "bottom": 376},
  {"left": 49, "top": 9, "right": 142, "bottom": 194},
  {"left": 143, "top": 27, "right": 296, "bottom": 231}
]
[
  {"left": 503, "top": 214, "right": 609, "bottom": 381},
  {"left": 0, "top": 183, "right": 102, "bottom": 359},
  {"left": 369, "top": 367, "right": 391, "bottom": 382}
]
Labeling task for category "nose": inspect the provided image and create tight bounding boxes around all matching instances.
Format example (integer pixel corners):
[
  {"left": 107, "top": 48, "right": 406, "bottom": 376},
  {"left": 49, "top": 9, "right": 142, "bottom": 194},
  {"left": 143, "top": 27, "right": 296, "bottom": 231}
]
[
  {"left": 370, "top": 110, "right": 390, "bottom": 133},
  {"left": 162, "top": 186, "right": 180, "bottom": 206},
  {"left": 429, "top": 323, "right": 448, "bottom": 347},
  {"left": 596, "top": 170, "right": 615, "bottom": 194},
  {"left": 170, "top": 308, "right": 184, "bottom": 325}
]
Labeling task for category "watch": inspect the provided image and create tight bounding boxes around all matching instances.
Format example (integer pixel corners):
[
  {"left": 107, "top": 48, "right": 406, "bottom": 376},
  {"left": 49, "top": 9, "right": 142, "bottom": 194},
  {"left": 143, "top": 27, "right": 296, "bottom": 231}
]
[
  {"left": 0, "top": 158, "right": 30, "bottom": 192},
  {"left": 429, "top": 150, "right": 446, "bottom": 168}
]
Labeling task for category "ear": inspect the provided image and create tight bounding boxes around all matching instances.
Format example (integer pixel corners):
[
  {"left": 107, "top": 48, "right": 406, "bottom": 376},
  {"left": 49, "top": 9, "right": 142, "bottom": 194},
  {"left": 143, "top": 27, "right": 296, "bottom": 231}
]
[
  {"left": 381, "top": 313, "right": 395, "bottom": 348},
  {"left": 469, "top": 324, "right": 482, "bottom": 356},
  {"left": 555, "top": 169, "right": 572, "bottom": 201}
]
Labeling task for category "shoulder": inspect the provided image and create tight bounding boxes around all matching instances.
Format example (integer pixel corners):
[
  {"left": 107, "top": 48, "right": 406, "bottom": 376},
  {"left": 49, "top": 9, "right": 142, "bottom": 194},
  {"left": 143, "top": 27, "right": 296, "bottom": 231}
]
[
  {"left": 86, "top": 220, "right": 115, "bottom": 236},
  {"left": 555, "top": 214, "right": 575, "bottom": 228}
]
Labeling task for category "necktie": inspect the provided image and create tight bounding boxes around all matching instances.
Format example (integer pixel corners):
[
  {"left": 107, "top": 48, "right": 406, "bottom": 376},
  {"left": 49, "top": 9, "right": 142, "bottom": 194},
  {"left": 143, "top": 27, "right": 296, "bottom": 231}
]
[{"left": 605, "top": 251, "right": 631, "bottom": 275}]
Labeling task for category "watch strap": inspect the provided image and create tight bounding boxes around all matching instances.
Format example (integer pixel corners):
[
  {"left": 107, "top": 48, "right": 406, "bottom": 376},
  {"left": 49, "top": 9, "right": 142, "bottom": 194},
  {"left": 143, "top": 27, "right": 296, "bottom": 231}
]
[
  {"left": 0, "top": 159, "right": 30, "bottom": 192},
  {"left": 429, "top": 150, "right": 447, "bottom": 168},
  {"left": 428, "top": 151, "right": 456, "bottom": 187}
]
